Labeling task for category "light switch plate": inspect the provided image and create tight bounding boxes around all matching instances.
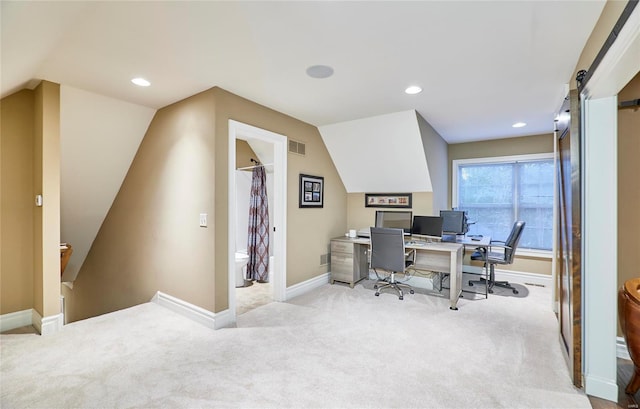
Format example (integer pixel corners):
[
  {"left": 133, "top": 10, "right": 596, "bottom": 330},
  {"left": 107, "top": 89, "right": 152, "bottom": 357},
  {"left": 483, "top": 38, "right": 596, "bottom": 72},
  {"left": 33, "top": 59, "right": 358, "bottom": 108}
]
[{"left": 199, "top": 213, "right": 207, "bottom": 227}]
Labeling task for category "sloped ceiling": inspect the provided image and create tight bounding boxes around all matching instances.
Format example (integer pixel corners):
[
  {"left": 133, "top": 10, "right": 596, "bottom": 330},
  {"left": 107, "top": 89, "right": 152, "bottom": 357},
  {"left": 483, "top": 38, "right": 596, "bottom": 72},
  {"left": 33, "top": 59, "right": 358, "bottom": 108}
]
[
  {"left": 1, "top": 1, "right": 606, "bottom": 143},
  {"left": 320, "top": 110, "right": 433, "bottom": 193},
  {"left": 0, "top": 0, "right": 608, "bottom": 280},
  {"left": 60, "top": 86, "right": 155, "bottom": 282}
]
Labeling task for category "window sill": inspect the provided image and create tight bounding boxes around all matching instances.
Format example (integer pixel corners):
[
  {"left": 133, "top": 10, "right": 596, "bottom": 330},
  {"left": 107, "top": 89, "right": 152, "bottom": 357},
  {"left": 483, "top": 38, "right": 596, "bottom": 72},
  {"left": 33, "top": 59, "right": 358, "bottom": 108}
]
[{"left": 516, "top": 248, "right": 553, "bottom": 259}]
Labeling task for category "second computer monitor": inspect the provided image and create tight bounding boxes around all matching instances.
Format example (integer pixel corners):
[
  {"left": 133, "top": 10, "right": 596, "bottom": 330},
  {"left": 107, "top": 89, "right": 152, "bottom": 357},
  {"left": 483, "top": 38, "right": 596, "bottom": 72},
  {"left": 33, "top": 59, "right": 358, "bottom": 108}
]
[
  {"left": 411, "top": 216, "right": 443, "bottom": 240},
  {"left": 440, "top": 210, "right": 466, "bottom": 235},
  {"left": 374, "top": 210, "right": 413, "bottom": 235}
]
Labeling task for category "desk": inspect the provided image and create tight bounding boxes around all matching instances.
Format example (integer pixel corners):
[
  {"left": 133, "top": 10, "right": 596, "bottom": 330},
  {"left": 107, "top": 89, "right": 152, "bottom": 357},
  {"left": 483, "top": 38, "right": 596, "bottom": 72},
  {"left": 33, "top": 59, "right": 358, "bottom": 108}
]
[
  {"left": 330, "top": 236, "right": 463, "bottom": 310},
  {"left": 454, "top": 236, "right": 491, "bottom": 297}
]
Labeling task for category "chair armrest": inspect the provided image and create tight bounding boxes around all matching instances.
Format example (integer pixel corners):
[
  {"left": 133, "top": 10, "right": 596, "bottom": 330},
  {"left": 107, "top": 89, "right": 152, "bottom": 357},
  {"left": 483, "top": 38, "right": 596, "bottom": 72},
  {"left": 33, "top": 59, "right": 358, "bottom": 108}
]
[
  {"left": 487, "top": 242, "right": 512, "bottom": 254},
  {"left": 404, "top": 248, "right": 416, "bottom": 258}
]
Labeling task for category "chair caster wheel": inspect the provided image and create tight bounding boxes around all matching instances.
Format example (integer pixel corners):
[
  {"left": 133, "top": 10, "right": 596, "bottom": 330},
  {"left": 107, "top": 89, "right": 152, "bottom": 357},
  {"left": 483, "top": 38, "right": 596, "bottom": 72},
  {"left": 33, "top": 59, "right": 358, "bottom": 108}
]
[
  {"left": 374, "top": 285, "right": 378, "bottom": 289},
  {"left": 375, "top": 292, "right": 380, "bottom": 296},
  {"left": 469, "top": 282, "right": 474, "bottom": 287},
  {"left": 410, "top": 290, "right": 415, "bottom": 294},
  {"left": 489, "top": 289, "right": 494, "bottom": 294},
  {"left": 513, "top": 289, "right": 519, "bottom": 294},
  {"left": 399, "top": 296, "right": 404, "bottom": 300}
]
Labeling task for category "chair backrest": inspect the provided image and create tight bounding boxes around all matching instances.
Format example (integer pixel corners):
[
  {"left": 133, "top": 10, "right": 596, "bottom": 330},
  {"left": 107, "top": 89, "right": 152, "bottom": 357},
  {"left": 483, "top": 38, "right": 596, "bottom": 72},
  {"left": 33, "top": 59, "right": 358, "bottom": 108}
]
[
  {"left": 370, "top": 227, "right": 406, "bottom": 272},
  {"left": 502, "top": 220, "right": 526, "bottom": 263}
]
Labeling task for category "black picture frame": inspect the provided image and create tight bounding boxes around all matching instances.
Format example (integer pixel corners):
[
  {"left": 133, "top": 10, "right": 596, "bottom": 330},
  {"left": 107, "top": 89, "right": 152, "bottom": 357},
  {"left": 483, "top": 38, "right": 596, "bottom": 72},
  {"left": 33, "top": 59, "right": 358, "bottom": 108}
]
[
  {"left": 299, "top": 174, "right": 324, "bottom": 208},
  {"left": 365, "top": 193, "right": 412, "bottom": 208}
]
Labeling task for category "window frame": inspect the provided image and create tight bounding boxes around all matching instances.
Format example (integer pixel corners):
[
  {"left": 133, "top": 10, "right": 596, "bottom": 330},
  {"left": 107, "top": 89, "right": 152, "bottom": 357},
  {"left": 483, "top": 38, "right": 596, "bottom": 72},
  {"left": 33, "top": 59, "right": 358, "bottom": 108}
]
[{"left": 452, "top": 152, "right": 554, "bottom": 258}]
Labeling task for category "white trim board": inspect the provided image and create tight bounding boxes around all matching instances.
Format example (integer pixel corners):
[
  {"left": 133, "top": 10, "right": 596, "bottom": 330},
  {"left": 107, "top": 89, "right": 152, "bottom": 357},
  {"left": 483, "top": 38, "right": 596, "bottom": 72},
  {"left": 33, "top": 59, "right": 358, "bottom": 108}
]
[
  {"left": 493, "top": 269, "right": 552, "bottom": 287},
  {"left": 152, "top": 274, "right": 331, "bottom": 331},
  {"left": 151, "top": 292, "right": 218, "bottom": 329},
  {"left": 285, "top": 273, "right": 330, "bottom": 300},
  {"left": 0, "top": 309, "right": 33, "bottom": 333},
  {"left": 1, "top": 308, "right": 64, "bottom": 335},
  {"left": 227, "top": 120, "right": 288, "bottom": 327},
  {"left": 31, "top": 310, "right": 63, "bottom": 336},
  {"left": 580, "top": 3, "right": 639, "bottom": 402}
]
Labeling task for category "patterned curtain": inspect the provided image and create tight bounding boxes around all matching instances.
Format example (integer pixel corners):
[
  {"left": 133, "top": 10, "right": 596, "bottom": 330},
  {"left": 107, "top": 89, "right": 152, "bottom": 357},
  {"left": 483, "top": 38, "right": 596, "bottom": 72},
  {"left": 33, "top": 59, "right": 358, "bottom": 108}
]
[{"left": 246, "top": 165, "right": 269, "bottom": 282}]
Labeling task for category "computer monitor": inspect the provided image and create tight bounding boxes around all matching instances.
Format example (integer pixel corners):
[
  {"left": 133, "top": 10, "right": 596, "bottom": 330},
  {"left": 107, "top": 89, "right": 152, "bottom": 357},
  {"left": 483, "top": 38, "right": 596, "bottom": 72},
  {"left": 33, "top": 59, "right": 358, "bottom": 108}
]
[
  {"left": 374, "top": 210, "right": 413, "bottom": 235},
  {"left": 440, "top": 210, "right": 467, "bottom": 235},
  {"left": 411, "top": 216, "right": 443, "bottom": 240}
]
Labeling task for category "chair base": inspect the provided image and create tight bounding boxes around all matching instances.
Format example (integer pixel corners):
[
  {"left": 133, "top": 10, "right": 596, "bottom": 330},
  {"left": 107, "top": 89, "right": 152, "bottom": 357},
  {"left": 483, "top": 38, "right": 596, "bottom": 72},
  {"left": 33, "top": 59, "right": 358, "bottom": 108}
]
[
  {"left": 374, "top": 271, "right": 415, "bottom": 300},
  {"left": 469, "top": 276, "right": 519, "bottom": 295},
  {"left": 374, "top": 281, "right": 414, "bottom": 300}
]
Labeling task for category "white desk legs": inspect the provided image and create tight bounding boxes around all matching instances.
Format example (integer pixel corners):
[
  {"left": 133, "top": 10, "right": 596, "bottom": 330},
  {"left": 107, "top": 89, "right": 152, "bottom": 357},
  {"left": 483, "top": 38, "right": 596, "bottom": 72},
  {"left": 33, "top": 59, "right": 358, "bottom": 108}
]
[{"left": 449, "top": 246, "right": 463, "bottom": 310}]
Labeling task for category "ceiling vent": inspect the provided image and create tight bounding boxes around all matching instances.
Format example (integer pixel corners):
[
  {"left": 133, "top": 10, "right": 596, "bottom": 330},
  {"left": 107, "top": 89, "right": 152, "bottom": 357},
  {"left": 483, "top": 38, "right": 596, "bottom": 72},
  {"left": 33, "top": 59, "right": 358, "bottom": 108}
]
[{"left": 288, "top": 139, "right": 306, "bottom": 156}]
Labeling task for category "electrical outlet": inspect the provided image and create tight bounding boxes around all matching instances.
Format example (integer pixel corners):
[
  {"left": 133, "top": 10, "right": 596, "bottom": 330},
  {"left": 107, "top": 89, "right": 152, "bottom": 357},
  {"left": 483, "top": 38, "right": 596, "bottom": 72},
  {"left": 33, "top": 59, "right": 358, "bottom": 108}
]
[{"left": 199, "top": 213, "right": 207, "bottom": 227}]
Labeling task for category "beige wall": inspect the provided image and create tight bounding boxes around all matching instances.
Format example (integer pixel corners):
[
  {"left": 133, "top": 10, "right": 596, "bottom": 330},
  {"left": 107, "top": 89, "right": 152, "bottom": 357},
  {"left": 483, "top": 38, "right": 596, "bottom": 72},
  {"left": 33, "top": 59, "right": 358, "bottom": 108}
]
[
  {"left": 63, "top": 89, "right": 216, "bottom": 322},
  {"left": 448, "top": 133, "right": 554, "bottom": 206},
  {"left": 347, "top": 192, "right": 434, "bottom": 233},
  {"left": 211, "top": 88, "right": 346, "bottom": 302},
  {"left": 236, "top": 140, "right": 257, "bottom": 169},
  {"left": 34, "top": 81, "right": 62, "bottom": 318},
  {"left": 1, "top": 90, "right": 35, "bottom": 314},
  {"left": 449, "top": 133, "right": 555, "bottom": 276},
  {"left": 1, "top": 82, "right": 61, "bottom": 318},
  {"left": 64, "top": 86, "right": 346, "bottom": 321},
  {"left": 618, "top": 72, "right": 640, "bottom": 290}
]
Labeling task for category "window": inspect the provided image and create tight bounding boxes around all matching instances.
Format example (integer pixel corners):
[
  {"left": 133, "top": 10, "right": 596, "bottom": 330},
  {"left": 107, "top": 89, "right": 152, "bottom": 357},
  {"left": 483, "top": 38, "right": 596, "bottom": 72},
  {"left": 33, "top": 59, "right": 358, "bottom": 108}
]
[{"left": 452, "top": 153, "right": 554, "bottom": 252}]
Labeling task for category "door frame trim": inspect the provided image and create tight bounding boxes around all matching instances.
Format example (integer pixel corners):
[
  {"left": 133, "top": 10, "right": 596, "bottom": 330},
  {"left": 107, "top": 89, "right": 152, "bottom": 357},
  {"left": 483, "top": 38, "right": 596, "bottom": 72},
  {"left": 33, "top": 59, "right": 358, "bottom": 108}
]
[
  {"left": 228, "top": 120, "right": 288, "bottom": 323},
  {"left": 579, "top": 2, "right": 640, "bottom": 402}
]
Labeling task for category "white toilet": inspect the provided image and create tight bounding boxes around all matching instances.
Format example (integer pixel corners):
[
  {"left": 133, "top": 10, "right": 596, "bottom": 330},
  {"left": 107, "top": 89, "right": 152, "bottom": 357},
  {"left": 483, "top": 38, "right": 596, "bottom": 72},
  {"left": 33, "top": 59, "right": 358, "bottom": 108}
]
[{"left": 235, "top": 250, "right": 249, "bottom": 288}]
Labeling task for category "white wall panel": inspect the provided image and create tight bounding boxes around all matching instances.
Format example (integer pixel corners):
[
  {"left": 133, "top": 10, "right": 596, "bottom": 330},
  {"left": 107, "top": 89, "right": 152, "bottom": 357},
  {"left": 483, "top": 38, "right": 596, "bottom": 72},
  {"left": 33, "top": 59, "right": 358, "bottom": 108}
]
[
  {"left": 60, "top": 85, "right": 155, "bottom": 282},
  {"left": 319, "top": 110, "right": 432, "bottom": 193}
]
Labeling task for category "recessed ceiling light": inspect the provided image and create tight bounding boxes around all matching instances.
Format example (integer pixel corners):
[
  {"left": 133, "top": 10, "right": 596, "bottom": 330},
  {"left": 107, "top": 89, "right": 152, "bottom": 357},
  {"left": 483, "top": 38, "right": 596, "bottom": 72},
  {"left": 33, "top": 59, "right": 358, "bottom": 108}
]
[
  {"left": 306, "top": 65, "right": 334, "bottom": 79},
  {"left": 405, "top": 86, "right": 422, "bottom": 95},
  {"left": 512, "top": 122, "right": 527, "bottom": 128},
  {"left": 131, "top": 77, "right": 151, "bottom": 87}
]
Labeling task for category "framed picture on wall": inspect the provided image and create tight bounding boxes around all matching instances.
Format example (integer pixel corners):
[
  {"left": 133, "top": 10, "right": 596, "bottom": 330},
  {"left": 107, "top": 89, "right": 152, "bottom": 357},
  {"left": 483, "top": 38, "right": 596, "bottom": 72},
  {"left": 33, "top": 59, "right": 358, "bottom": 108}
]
[
  {"left": 365, "top": 193, "right": 412, "bottom": 208},
  {"left": 299, "top": 174, "right": 324, "bottom": 208}
]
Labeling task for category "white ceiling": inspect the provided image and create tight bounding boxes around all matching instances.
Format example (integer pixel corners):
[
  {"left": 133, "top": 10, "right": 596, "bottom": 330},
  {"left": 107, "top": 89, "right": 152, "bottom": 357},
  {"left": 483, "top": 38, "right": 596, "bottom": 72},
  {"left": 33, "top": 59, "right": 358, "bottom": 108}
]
[{"left": 1, "top": 1, "right": 606, "bottom": 143}]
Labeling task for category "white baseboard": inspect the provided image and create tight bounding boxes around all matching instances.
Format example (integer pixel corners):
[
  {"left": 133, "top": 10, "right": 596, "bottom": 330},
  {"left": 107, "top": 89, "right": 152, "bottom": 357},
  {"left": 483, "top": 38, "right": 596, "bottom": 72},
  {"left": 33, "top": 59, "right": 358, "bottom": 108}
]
[
  {"left": 152, "top": 275, "right": 332, "bottom": 331},
  {"left": 286, "top": 273, "right": 330, "bottom": 300},
  {"left": 212, "top": 308, "right": 234, "bottom": 329},
  {"left": 31, "top": 310, "right": 63, "bottom": 336},
  {"left": 0, "top": 309, "right": 32, "bottom": 333},
  {"left": 493, "top": 269, "right": 552, "bottom": 287},
  {"left": 618, "top": 337, "right": 631, "bottom": 360},
  {"left": 585, "top": 373, "right": 619, "bottom": 403},
  {"left": 151, "top": 291, "right": 219, "bottom": 330}
]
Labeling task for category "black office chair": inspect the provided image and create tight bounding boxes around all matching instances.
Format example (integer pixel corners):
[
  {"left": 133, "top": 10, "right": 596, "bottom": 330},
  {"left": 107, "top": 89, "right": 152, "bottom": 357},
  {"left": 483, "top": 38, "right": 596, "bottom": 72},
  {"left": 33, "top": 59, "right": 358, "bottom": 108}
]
[
  {"left": 469, "top": 221, "right": 525, "bottom": 294},
  {"left": 370, "top": 227, "right": 415, "bottom": 300}
]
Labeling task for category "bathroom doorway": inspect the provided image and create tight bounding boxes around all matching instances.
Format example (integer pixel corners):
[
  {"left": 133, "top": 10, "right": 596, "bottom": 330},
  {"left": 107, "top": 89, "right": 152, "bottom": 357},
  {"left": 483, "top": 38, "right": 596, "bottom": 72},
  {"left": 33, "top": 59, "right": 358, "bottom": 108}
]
[{"left": 228, "top": 120, "right": 287, "bottom": 321}]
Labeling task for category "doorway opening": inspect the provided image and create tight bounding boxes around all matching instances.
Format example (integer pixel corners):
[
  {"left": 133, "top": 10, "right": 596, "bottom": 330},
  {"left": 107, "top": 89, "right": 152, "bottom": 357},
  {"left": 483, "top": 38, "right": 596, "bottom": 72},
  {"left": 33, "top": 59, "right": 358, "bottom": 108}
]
[{"left": 228, "top": 120, "right": 287, "bottom": 322}]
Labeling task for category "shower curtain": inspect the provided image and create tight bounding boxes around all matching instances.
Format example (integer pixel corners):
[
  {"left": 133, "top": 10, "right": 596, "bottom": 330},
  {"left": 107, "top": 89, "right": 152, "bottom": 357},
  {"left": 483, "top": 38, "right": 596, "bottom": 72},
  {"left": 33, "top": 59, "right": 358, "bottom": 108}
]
[{"left": 246, "top": 165, "right": 269, "bottom": 282}]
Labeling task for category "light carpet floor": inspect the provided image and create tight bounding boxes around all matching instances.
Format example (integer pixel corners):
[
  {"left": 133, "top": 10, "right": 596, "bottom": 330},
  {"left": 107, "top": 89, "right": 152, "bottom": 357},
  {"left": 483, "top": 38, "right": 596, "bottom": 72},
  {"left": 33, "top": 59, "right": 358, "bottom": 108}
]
[
  {"left": 1, "top": 280, "right": 590, "bottom": 408},
  {"left": 236, "top": 281, "right": 273, "bottom": 316}
]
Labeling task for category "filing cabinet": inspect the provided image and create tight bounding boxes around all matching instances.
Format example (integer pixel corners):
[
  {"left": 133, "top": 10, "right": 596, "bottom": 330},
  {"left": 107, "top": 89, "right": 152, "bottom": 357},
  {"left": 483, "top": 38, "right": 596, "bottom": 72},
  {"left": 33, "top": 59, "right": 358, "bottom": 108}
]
[{"left": 330, "top": 238, "right": 369, "bottom": 288}]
